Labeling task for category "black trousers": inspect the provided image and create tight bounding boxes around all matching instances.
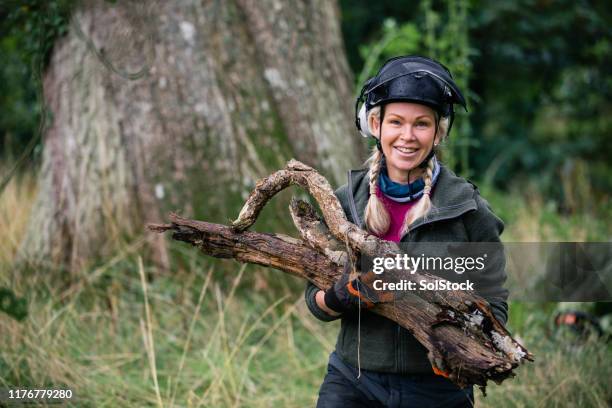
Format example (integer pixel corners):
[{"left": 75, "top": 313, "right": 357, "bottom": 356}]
[{"left": 316, "top": 353, "right": 474, "bottom": 408}]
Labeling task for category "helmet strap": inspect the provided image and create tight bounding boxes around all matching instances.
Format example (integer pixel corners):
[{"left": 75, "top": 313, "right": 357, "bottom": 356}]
[
  {"left": 376, "top": 104, "right": 385, "bottom": 153},
  {"left": 446, "top": 107, "right": 456, "bottom": 137}
]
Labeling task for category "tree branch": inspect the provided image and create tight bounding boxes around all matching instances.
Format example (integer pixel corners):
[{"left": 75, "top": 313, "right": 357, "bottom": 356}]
[{"left": 149, "top": 160, "right": 533, "bottom": 389}]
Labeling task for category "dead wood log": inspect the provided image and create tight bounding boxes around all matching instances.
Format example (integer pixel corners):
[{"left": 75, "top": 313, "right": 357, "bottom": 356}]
[
  {"left": 149, "top": 159, "right": 533, "bottom": 389},
  {"left": 149, "top": 214, "right": 339, "bottom": 289}
]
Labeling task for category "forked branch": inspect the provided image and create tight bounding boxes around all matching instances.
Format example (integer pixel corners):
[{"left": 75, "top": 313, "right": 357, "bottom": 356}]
[{"left": 149, "top": 160, "right": 533, "bottom": 389}]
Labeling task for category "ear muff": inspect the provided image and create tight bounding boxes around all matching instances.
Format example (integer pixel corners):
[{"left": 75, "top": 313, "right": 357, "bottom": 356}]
[
  {"left": 357, "top": 104, "right": 371, "bottom": 138},
  {"left": 355, "top": 76, "right": 375, "bottom": 136}
]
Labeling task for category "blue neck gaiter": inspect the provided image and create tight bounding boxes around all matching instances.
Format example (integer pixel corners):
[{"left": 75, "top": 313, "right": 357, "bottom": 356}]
[{"left": 378, "top": 156, "right": 441, "bottom": 203}]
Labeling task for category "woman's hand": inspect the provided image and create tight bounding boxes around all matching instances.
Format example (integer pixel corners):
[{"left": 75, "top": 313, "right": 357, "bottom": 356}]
[{"left": 322, "top": 264, "right": 384, "bottom": 314}]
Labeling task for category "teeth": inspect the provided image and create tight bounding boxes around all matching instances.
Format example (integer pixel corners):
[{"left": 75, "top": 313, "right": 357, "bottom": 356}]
[{"left": 395, "top": 147, "right": 417, "bottom": 153}]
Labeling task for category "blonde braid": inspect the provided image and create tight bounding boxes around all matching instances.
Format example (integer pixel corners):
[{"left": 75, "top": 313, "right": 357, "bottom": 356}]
[
  {"left": 400, "top": 157, "right": 435, "bottom": 236},
  {"left": 364, "top": 148, "right": 390, "bottom": 235}
]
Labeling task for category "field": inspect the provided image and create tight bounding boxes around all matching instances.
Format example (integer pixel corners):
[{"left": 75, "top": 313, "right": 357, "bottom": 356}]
[{"left": 1, "top": 171, "right": 610, "bottom": 407}]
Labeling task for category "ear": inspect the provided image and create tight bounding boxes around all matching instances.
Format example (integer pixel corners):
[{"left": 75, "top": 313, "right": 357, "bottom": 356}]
[
  {"left": 368, "top": 113, "right": 380, "bottom": 139},
  {"left": 433, "top": 113, "right": 446, "bottom": 146}
]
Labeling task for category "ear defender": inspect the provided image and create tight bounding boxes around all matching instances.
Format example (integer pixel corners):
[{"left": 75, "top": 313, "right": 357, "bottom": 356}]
[
  {"left": 355, "top": 77, "right": 375, "bottom": 137},
  {"left": 357, "top": 104, "right": 372, "bottom": 138}
]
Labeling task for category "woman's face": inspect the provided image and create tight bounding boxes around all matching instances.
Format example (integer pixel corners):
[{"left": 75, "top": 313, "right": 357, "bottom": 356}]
[{"left": 370, "top": 102, "right": 439, "bottom": 183}]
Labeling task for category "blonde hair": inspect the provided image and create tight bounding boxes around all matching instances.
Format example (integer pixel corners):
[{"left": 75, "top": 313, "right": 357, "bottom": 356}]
[{"left": 364, "top": 106, "right": 449, "bottom": 236}]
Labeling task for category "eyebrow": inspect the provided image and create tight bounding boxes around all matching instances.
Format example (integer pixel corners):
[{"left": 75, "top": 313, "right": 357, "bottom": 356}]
[{"left": 386, "top": 113, "right": 434, "bottom": 120}]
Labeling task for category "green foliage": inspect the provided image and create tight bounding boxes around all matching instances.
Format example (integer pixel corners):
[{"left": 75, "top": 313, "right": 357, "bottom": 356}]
[
  {"left": 1, "top": 0, "right": 74, "bottom": 62},
  {"left": 420, "top": 0, "right": 473, "bottom": 175},
  {"left": 356, "top": 19, "right": 420, "bottom": 89},
  {"left": 352, "top": 0, "right": 476, "bottom": 176},
  {"left": 0, "top": 0, "right": 609, "bottom": 214},
  {"left": 0, "top": 35, "right": 39, "bottom": 157},
  {"left": 479, "top": 182, "right": 611, "bottom": 242},
  {"left": 0, "top": 0, "right": 75, "bottom": 157},
  {"left": 467, "top": 0, "right": 611, "bottom": 209},
  {"left": 341, "top": 0, "right": 611, "bottom": 213},
  {"left": 0, "top": 287, "right": 28, "bottom": 320}
]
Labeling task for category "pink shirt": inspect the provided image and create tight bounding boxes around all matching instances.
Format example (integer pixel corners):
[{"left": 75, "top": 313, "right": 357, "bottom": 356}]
[{"left": 375, "top": 186, "right": 419, "bottom": 242}]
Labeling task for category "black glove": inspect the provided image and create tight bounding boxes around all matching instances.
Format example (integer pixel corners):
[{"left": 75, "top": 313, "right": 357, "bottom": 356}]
[{"left": 323, "top": 262, "right": 383, "bottom": 314}]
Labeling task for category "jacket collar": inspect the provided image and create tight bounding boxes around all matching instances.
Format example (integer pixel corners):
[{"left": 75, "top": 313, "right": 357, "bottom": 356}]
[{"left": 346, "top": 165, "right": 477, "bottom": 233}]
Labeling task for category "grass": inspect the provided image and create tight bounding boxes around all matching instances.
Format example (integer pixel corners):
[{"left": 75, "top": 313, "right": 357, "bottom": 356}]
[
  {"left": 481, "top": 301, "right": 611, "bottom": 407},
  {"left": 0, "top": 169, "right": 36, "bottom": 264},
  {"left": 479, "top": 182, "right": 611, "bottom": 242},
  {"left": 0, "top": 170, "right": 610, "bottom": 407},
  {"left": 1, "top": 250, "right": 337, "bottom": 407}
]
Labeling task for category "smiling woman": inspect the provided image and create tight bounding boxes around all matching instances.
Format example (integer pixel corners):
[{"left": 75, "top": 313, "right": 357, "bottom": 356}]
[
  {"left": 363, "top": 102, "right": 450, "bottom": 238},
  {"left": 305, "top": 55, "right": 510, "bottom": 407},
  {"left": 369, "top": 103, "right": 441, "bottom": 183}
]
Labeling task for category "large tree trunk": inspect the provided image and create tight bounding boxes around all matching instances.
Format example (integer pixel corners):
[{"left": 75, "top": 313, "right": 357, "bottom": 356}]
[{"left": 19, "top": 0, "right": 361, "bottom": 271}]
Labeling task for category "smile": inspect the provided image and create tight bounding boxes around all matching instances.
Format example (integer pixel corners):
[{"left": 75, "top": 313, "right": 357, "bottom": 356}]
[{"left": 394, "top": 146, "right": 418, "bottom": 154}]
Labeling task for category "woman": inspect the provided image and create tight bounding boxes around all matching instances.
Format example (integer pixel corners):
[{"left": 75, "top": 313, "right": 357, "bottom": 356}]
[{"left": 305, "top": 55, "right": 509, "bottom": 407}]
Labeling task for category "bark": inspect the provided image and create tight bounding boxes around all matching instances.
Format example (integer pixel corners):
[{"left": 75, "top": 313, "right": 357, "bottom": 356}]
[
  {"left": 20, "top": 0, "right": 361, "bottom": 272},
  {"left": 150, "top": 160, "right": 534, "bottom": 389},
  {"left": 149, "top": 213, "right": 339, "bottom": 289}
]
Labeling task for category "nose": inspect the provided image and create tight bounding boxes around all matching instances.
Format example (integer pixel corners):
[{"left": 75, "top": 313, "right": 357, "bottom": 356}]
[{"left": 399, "top": 124, "right": 417, "bottom": 141}]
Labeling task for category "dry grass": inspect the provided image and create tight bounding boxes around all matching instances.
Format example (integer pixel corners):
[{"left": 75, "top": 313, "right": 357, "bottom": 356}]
[
  {"left": 0, "top": 169, "right": 37, "bottom": 264},
  {"left": 0, "top": 251, "right": 338, "bottom": 407},
  {"left": 477, "top": 302, "right": 611, "bottom": 408},
  {"left": 481, "top": 183, "right": 610, "bottom": 243},
  {"left": 1, "top": 170, "right": 610, "bottom": 407}
]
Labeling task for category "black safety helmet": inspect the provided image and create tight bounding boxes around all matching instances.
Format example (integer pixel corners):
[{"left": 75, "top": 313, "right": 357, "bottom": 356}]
[{"left": 355, "top": 55, "right": 468, "bottom": 140}]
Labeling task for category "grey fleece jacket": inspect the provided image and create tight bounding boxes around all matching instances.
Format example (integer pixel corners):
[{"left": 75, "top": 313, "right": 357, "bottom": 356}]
[{"left": 304, "top": 165, "right": 509, "bottom": 375}]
